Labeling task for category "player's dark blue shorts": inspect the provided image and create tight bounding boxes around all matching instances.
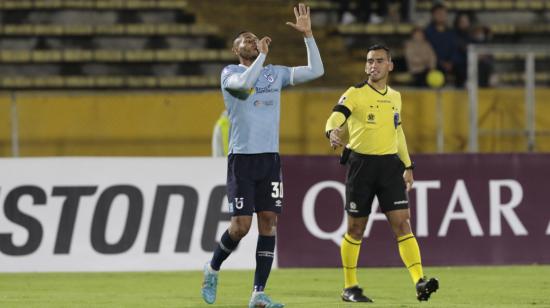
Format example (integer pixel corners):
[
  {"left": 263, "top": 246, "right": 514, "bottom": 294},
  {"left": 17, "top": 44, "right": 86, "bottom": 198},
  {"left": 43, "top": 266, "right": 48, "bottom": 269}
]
[{"left": 226, "top": 153, "right": 283, "bottom": 216}]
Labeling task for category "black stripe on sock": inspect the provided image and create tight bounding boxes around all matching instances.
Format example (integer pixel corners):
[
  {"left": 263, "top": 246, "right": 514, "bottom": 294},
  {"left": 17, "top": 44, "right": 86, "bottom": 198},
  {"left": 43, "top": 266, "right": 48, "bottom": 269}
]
[
  {"left": 343, "top": 266, "right": 357, "bottom": 269},
  {"left": 344, "top": 236, "right": 361, "bottom": 246},
  {"left": 407, "top": 262, "right": 421, "bottom": 269},
  {"left": 397, "top": 235, "right": 415, "bottom": 243}
]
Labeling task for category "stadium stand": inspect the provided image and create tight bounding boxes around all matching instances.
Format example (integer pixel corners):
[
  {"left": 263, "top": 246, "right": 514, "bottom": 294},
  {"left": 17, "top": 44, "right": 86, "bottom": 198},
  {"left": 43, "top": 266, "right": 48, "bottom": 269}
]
[
  {"left": 0, "top": 0, "right": 230, "bottom": 89},
  {"left": 0, "top": 0, "right": 549, "bottom": 89},
  {"left": 309, "top": 0, "right": 550, "bottom": 87}
]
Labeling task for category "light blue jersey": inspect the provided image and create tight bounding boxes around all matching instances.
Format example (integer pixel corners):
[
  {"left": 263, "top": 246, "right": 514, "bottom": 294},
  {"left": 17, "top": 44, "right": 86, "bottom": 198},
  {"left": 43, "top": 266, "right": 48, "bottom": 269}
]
[
  {"left": 221, "top": 37, "right": 324, "bottom": 154},
  {"left": 221, "top": 64, "right": 291, "bottom": 154}
]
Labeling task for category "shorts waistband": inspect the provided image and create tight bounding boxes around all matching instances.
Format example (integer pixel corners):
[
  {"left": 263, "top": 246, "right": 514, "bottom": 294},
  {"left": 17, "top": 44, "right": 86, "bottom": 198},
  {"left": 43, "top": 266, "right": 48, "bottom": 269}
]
[{"left": 350, "top": 151, "right": 397, "bottom": 159}]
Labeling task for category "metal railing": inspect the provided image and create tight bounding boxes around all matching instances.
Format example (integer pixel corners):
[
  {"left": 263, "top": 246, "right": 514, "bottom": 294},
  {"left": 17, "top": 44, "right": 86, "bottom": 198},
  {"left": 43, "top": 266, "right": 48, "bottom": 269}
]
[{"left": 467, "top": 44, "right": 549, "bottom": 152}]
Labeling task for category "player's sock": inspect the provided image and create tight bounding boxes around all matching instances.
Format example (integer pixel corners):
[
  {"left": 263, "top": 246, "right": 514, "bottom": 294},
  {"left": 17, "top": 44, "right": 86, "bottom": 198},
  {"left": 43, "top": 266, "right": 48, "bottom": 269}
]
[
  {"left": 253, "top": 235, "right": 275, "bottom": 292},
  {"left": 397, "top": 233, "right": 424, "bottom": 284},
  {"left": 341, "top": 233, "right": 362, "bottom": 289},
  {"left": 210, "top": 230, "right": 240, "bottom": 271}
]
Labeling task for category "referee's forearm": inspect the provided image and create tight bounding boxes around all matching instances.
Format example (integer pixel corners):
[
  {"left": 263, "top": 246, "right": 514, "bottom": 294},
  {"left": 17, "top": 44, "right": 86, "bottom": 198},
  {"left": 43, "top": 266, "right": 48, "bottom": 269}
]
[
  {"left": 397, "top": 127, "right": 412, "bottom": 167},
  {"left": 325, "top": 112, "right": 346, "bottom": 135}
]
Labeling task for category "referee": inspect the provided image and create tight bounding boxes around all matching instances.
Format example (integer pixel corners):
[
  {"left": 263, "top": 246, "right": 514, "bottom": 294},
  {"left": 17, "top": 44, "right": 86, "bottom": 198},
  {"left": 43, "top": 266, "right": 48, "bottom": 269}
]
[{"left": 325, "top": 44, "right": 439, "bottom": 303}]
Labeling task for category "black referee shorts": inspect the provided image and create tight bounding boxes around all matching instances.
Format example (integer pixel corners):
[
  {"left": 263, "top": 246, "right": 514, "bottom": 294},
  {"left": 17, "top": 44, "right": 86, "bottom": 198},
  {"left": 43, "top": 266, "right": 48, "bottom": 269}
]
[{"left": 345, "top": 152, "right": 409, "bottom": 217}]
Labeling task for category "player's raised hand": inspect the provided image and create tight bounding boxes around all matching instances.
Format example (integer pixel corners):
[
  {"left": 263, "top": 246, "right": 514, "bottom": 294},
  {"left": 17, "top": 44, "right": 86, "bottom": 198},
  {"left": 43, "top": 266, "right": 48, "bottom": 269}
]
[
  {"left": 257, "top": 36, "right": 271, "bottom": 55},
  {"left": 286, "top": 3, "right": 312, "bottom": 37},
  {"left": 329, "top": 127, "right": 344, "bottom": 149}
]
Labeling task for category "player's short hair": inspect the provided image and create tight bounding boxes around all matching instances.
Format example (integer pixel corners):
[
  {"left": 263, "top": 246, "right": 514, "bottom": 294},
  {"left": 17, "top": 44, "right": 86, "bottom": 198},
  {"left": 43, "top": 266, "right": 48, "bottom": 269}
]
[
  {"left": 367, "top": 44, "right": 391, "bottom": 60},
  {"left": 232, "top": 31, "right": 253, "bottom": 49},
  {"left": 234, "top": 31, "right": 252, "bottom": 41}
]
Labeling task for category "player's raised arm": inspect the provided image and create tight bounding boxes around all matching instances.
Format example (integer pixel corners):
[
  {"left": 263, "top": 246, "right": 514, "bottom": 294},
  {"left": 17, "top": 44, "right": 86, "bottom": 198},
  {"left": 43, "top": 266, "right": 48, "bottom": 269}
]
[
  {"left": 222, "top": 33, "right": 271, "bottom": 91},
  {"left": 286, "top": 3, "right": 313, "bottom": 37},
  {"left": 286, "top": 3, "right": 324, "bottom": 85}
]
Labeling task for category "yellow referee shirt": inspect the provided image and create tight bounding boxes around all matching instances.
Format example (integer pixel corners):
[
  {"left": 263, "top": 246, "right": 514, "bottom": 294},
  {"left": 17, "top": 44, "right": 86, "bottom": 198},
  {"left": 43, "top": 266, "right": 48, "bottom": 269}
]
[{"left": 325, "top": 82, "right": 412, "bottom": 168}]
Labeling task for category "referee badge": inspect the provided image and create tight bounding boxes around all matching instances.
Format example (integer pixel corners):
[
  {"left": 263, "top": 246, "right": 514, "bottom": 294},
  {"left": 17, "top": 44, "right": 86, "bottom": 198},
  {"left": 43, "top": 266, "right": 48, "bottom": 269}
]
[{"left": 394, "top": 112, "right": 399, "bottom": 128}]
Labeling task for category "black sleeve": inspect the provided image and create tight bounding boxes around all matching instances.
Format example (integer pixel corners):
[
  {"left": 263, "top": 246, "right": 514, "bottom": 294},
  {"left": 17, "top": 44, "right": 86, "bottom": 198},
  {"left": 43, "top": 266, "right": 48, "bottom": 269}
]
[{"left": 332, "top": 104, "right": 351, "bottom": 119}]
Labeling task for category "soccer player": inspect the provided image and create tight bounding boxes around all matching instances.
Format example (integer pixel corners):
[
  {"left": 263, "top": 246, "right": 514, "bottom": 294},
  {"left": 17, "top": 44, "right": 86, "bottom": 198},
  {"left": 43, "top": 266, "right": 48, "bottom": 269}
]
[
  {"left": 324, "top": 44, "right": 439, "bottom": 303},
  {"left": 201, "top": 3, "right": 324, "bottom": 308}
]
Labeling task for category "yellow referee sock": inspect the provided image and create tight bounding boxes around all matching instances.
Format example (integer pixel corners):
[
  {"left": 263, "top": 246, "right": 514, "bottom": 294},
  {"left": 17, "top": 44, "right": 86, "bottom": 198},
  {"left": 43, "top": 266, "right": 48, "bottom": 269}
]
[
  {"left": 397, "top": 233, "right": 424, "bottom": 284},
  {"left": 341, "top": 233, "right": 362, "bottom": 289}
]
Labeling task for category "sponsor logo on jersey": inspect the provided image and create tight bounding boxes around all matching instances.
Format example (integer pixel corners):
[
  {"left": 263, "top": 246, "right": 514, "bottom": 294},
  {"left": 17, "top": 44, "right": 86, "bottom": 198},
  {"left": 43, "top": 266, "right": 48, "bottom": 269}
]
[
  {"left": 337, "top": 95, "right": 347, "bottom": 105},
  {"left": 254, "top": 100, "right": 274, "bottom": 107},
  {"left": 255, "top": 85, "right": 279, "bottom": 94}
]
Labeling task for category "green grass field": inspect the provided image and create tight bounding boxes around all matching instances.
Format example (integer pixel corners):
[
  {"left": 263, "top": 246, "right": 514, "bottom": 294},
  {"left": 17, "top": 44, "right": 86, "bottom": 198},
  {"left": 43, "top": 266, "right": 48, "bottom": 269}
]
[{"left": 1, "top": 265, "right": 549, "bottom": 307}]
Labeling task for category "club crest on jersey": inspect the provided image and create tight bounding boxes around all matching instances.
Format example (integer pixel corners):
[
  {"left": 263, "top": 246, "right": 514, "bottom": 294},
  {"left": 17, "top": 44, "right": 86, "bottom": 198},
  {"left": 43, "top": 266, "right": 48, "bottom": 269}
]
[{"left": 264, "top": 73, "right": 275, "bottom": 83}]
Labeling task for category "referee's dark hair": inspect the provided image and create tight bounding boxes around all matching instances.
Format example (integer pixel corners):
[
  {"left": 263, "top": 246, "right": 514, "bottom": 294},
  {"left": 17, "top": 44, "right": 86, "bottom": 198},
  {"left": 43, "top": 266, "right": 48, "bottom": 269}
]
[{"left": 367, "top": 44, "right": 391, "bottom": 60}]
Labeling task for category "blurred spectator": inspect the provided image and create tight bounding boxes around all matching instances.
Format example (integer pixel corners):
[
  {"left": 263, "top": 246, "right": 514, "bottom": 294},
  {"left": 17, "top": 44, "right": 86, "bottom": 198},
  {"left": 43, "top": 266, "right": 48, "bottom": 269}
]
[
  {"left": 452, "top": 12, "right": 473, "bottom": 88},
  {"left": 333, "top": 0, "right": 409, "bottom": 24},
  {"left": 212, "top": 110, "right": 230, "bottom": 157},
  {"left": 388, "top": 0, "right": 410, "bottom": 23},
  {"left": 424, "top": 3, "right": 455, "bottom": 84},
  {"left": 362, "top": 0, "right": 387, "bottom": 23},
  {"left": 471, "top": 25, "right": 494, "bottom": 87},
  {"left": 404, "top": 27, "right": 437, "bottom": 87}
]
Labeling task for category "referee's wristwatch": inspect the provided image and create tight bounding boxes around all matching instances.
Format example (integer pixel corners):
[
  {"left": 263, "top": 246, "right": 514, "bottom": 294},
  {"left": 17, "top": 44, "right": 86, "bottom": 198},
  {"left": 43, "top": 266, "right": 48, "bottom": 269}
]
[{"left": 405, "top": 162, "right": 415, "bottom": 170}]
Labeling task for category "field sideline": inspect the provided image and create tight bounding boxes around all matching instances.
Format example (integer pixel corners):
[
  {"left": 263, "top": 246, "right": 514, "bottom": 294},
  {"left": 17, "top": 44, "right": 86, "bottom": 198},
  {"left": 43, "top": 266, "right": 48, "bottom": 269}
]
[{"left": 1, "top": 265, "right": 549, "bottom": 307}]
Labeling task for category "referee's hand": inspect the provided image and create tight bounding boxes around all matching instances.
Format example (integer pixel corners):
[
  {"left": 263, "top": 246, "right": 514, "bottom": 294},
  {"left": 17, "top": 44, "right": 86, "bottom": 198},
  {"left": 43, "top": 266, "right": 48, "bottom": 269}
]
[
  {"left": 329, "top": 127, "right": 343, "bottom": 149},
  {"left": 403, "top": 169, "right": 414, "bottom": 192}
]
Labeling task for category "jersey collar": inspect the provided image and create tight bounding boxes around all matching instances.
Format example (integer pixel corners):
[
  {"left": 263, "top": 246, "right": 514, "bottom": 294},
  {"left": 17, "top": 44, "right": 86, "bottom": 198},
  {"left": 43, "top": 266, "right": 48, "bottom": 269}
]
[{"left": 367, "top": 82, "right": 388, "bottom": 96}]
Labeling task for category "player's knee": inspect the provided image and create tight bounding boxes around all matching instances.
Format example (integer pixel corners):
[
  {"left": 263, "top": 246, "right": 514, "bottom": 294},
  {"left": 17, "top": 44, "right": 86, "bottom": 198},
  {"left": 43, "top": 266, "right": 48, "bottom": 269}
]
[
  {"left": 347, "top": 223, "right": 366, "bottom": 240},
  {"left": 393, "top": 220, "right": 412, "bottom": 236},
  {"left": 258, "top": 213, "right": 278, "bottom": 235},
  {"left": 259, "top": 218, "right": 277, "bottom": 235},
  {"left": 229, "top": 223, "right": 251, "bottom": 239}
]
